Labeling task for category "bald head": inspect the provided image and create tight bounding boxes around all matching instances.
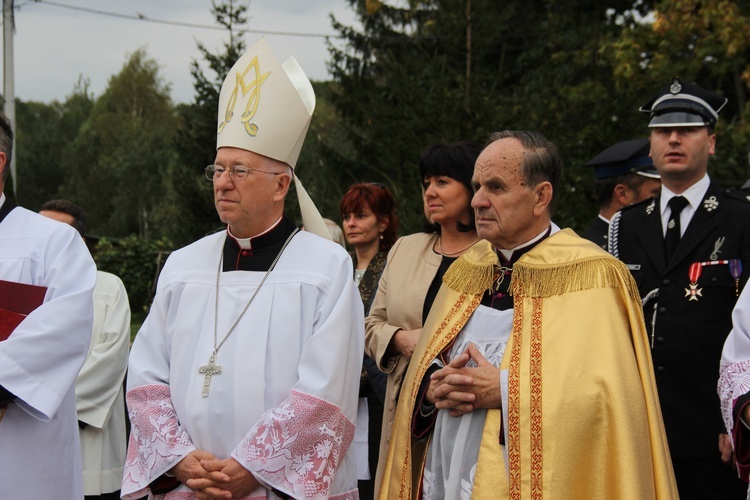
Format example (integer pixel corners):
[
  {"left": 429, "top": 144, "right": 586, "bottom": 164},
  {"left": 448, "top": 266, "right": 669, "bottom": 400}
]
[{"left": 471, "top": 131, "right": 561, "bottom": 249}]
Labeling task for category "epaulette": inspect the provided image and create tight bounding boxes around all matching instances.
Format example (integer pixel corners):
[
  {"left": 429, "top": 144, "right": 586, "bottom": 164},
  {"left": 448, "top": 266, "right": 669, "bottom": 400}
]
[
  {"left": 724, "top": 188, "right": 750, "bottom": 204},
  {"left": 617, "top": 196, "right": 658, "bottom": 222},
  {"left": 622, "top": 196, "right": 656, "bottom": 213}
]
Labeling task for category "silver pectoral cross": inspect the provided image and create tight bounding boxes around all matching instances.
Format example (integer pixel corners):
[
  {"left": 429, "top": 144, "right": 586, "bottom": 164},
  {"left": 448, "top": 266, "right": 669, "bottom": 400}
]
[{"left": 198, "top": 354, "right": 222, "bottom": 397}]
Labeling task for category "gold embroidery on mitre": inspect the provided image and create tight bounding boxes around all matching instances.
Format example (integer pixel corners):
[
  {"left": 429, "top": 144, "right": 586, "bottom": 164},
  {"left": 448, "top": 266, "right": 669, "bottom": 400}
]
[{"left": 218, "top": 55, "right": 271, "bottom": 136}]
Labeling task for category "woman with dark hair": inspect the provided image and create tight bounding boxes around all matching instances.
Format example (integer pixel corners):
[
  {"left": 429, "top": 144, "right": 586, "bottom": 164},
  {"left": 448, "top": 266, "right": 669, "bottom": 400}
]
[
  {"left": 340, "top": 182, "right": 398, "bottom": 500},
  {"left": 364, "top": 141, "right": 481, "bottom": 493}
]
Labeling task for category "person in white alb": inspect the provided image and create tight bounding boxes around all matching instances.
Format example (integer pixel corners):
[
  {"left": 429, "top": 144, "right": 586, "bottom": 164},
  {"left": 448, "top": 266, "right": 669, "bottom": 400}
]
[
  {"left": 40, "top": 199, "right": 130, "bottom": 500},
  {"left": 121, "top": 39, "right": 363, "bottom": 500},
  {"left": 0, "top": 112, "right": 97, "bottom": 498}
]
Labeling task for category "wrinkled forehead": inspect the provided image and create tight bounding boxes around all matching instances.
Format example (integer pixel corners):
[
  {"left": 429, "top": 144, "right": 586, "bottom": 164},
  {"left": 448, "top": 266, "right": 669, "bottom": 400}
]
[{"left": 474, "top": 139, "right": 526, "bottom": 177}]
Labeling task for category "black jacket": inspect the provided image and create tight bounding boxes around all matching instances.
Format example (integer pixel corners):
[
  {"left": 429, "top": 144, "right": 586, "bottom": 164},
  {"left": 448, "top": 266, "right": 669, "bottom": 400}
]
[
  {"left": 582, "top": 215, "right": 609, "bottom": 250},
  {"left": 611, "top": 180, "right": 750, "bottom": 458}
]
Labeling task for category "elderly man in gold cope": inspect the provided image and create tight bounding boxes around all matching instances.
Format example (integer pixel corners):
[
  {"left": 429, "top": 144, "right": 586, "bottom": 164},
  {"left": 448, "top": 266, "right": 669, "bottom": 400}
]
[{"left": 379, "top": 130, "right": 677, "bottom": 499}]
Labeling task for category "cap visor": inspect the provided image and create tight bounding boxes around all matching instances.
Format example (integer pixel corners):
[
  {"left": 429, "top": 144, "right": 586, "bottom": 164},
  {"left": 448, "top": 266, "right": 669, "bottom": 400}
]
[{"left": 648, "top": 112, "right": 708, "bottom": 128}]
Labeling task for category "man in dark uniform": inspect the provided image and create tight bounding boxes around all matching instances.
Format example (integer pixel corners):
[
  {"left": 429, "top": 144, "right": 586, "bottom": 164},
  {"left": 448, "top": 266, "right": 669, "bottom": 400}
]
[
  {"left": 609, "top": 77, "right": 750, "bottom": 498},
  {"left": 582, "top": 138, "right": 661, "bottom": 249}
]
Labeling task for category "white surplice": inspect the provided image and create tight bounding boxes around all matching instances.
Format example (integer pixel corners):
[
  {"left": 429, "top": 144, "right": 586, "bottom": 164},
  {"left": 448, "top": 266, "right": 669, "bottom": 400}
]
[
  {"left": 122, "top": 230, "right": 364, "bottom": 500},
  {"left": 0, "top": 205, "right": 96, "bottom": 499},
  {"left": 421, "top": 305, "right": 513, "bottom": 500},
  {"left": 720, "top": 281, "right": 750, "bottom": 437},
  {"left": 78, "top": 270, "right": 130, "bottom": 495}
]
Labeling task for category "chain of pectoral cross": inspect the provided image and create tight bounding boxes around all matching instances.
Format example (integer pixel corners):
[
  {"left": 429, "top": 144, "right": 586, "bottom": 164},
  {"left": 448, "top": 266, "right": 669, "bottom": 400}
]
[{"left": 199, "top": 228, "right": 299, "bottom": 397}]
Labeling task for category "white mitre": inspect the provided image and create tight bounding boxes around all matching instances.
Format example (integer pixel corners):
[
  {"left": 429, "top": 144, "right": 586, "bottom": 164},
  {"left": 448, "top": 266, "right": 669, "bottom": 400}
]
[{"left": 217, "top": 38, "right": 330, "bottom": 240}]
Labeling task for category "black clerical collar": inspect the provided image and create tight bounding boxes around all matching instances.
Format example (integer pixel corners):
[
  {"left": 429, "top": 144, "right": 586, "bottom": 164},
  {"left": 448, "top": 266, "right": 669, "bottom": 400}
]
[
  {"left": 226, "top": 217, "right": 285, "bottom": 251},
  {"left": 497, "top": 226, "right": 552, "bottom": 265},
  {"left": 484, "top": 226, "right": 553, "bottom": 310},
  {"left": 223, "top": 217, "right": 298, "bottom": 272}
]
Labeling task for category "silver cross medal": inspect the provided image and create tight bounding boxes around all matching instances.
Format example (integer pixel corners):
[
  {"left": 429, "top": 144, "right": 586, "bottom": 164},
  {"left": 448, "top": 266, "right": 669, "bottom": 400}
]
[{"left": 199, "top": 354, "right": 222, "bottom": 397}]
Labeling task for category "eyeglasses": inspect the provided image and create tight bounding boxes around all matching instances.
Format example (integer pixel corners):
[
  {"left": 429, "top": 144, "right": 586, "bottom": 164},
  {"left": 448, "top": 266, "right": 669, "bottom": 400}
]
[{"left": 205, "top": 164, "right": 282, "bottom": 182}]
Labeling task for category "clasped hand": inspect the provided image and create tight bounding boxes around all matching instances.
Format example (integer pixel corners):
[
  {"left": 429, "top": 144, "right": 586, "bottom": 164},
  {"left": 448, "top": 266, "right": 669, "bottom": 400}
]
[
  {"left": 172, "top": 450, "right": 260, "bottom": 499},
  {"left": 426, "top": 343, "right": 502, "bottom": 417}
]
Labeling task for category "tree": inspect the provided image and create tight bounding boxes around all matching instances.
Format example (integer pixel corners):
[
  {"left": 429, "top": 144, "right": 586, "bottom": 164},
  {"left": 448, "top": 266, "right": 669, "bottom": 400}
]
[
  {"left": 59, "top": 49, "right": 178, "bottom": 238},
  {"left": 327, "top": 0, "right": 658, "bottom": 233},
  {"left": 161, "top": 0, "right": 250, "bottom": 246},
  {"left": 327, "top": 0, "right": 499, "bottom": 232},
  {"left": 13, "top": 78, "right": 94, "bottom": 211},
  {"left": 609, "top": 0, "right": 750, "bottom": 186}
]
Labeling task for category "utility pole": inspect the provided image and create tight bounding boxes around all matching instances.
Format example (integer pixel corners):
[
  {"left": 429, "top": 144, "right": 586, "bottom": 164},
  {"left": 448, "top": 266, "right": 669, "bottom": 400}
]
[{"left": 2, "top": 0, "right": 15, "bottom": 195}]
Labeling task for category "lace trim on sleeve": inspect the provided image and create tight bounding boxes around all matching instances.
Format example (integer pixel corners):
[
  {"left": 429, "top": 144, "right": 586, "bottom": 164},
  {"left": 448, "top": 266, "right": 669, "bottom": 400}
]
[
  {"left": 234, "top": 389, "right": 356, "bottom": 499},
  {"left": 121, "top": 384, "right": 195, "bottom": 499},
  {"left": 719, "top": 360, "right": 750, "bottom": 437}
]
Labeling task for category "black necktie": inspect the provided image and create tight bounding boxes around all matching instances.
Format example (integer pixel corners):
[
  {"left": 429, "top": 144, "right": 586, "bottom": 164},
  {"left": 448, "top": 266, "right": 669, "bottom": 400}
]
[{"left": 665, "top": 196, "right": 689, "bottom": 261}]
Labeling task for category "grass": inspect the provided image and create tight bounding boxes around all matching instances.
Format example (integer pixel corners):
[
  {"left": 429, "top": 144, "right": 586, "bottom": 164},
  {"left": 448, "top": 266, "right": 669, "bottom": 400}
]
[{"left": 130, "top": 310, "right": 146, "bottom": 345}]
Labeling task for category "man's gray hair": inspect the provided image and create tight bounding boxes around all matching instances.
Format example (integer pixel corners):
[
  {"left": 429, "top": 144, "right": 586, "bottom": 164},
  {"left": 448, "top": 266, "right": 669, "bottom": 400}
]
[
  {"left": 486, "top": 130, "right": 563, "bottom": 212},
  {"left": 0, "top": 112, "right": 13, "bottom": 182}
]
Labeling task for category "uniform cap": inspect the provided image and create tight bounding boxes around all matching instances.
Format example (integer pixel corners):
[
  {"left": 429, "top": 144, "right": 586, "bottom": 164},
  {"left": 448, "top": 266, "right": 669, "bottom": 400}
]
[
  {"left": 639, "top": 77, "right": 727, "bottom": 128},
  {"left": 585, "top": 138, "right": 659, "bottom": 180}
]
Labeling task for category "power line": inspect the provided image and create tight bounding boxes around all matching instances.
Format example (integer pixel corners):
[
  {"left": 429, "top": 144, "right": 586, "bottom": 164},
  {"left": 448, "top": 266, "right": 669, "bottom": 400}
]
[{"left": 30, "top": 0, "right": 341, "bottom": 39}]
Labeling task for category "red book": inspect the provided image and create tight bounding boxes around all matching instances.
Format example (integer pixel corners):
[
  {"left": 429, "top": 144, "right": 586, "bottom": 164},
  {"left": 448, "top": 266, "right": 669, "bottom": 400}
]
[{"left": 0, "top": 279, "right": 47, "bottom": 342}]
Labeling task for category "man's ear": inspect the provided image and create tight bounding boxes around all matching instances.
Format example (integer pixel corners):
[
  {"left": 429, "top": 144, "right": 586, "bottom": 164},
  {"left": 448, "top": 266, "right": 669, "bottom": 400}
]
[
  {"left": 532, "top": 181, "right": 553, "bottom": 216},
  {"left": 612, "top": 183, "right": 631, "bottom": 206},
  {"left": 273, "top": 171, "right": 292, "bottom": 202},
  {"left": 708, "top": 133, "right": 717, "bottom": 156}
]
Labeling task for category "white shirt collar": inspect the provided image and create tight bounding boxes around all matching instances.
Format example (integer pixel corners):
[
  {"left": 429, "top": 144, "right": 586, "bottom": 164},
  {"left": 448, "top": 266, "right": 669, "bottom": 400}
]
[
  {"left": 598, "top": 213, "right": 610, "bottom": 224},
  {"left": 660, "top": 173, "right": 710, "bottom": 217}
]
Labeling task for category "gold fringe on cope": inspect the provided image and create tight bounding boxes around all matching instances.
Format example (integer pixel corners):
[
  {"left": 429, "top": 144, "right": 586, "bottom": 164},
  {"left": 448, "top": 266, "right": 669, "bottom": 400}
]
[
  {"left": 511, "top": 255, "right": 641, "bottom": 302},
  {"left": 442, "top": 255, "right": 496, "bottom": 295}
]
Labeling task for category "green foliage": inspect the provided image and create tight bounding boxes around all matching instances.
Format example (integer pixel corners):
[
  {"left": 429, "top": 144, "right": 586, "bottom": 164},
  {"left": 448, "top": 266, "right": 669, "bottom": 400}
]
[
  {"left": 10, "top": 0, "right": 750, "bottom": 248},
  {"left": 14, "top": 78, "right": 94, "bottom": 211},
  {"left": 57, "top": 49, "right": 178, "bottom": 239},
  {"left": 608, "top": 0, "right": 750, "bottom": 188},
  {"left": 162, "top": 0, "right": 250, "bottom": 247},
  {"left": 327, "top": 0, "right": 749, "bottom": 235},
  {"left": 94, "top": 236, "right": 173, "bottom": 313}
]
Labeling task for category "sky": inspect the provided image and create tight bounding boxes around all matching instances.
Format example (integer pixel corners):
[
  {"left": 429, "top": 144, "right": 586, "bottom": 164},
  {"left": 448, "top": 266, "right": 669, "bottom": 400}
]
[{"left": 5, "top": 0, "right": 360, "bottom": 104}]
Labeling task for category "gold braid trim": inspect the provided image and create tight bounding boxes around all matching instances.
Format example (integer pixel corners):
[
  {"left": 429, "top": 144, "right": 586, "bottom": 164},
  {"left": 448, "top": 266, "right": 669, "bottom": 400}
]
[
  {"left": 443, "top": 240, "right": 497, "bottom": 295},
  {"left": 511, "top": 255, "right": 640, "bottom": 302}
]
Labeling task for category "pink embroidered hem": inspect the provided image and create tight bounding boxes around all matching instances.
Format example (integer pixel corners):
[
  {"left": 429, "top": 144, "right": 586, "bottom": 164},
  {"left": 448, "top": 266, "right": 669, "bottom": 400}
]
[
  {"left": 152, "top": 493, "right": 265, "bottom": 499},
  {"left": 145, "top": 490, "right": 358, "bottom": 500},
  {"left": 121, "top": 384, "right": 196, "bottom": 500},
  {"left": 719, "top": 360, "right": 750, "bottom": 437},
  {"left": 234, "top": 389, "right": 356, "bottom": 499}
]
